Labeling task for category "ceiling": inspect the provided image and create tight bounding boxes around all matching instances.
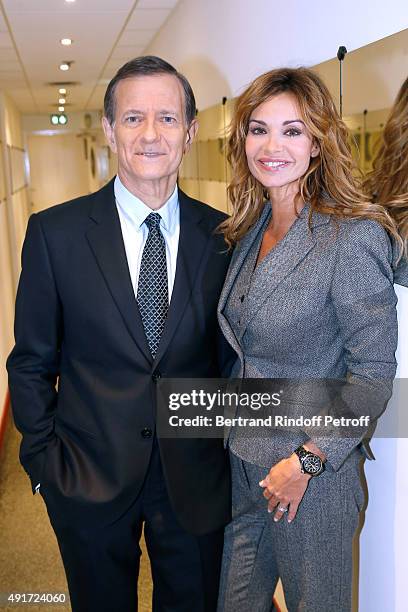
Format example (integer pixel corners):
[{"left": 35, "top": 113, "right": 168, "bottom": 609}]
[
  {"left": 0, "top": 0, "right": 180, "bottom": 114},
  {"left": 0, "top": 1, "right": 406, "bottom": 120}
]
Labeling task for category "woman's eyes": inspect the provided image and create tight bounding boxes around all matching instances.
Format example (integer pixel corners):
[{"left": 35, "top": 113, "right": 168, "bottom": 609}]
[
  {"left": 249, "top": 126, "right": 302, "bottom": 136},
  {"left": 284, "top": 128, "right": 302, "bottom": 136},
  {"left": 249, "top": 126, "right": 267, "bottom": 135}
]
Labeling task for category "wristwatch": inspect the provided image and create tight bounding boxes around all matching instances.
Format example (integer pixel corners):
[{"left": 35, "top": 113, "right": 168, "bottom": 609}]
[{"left": 294, "top": 445, "right": 325, "bottom": 476}]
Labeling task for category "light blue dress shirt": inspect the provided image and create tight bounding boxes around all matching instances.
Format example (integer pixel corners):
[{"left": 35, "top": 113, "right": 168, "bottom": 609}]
[{"left": 114, "top": 175, "right": 180, "bottom": 300}]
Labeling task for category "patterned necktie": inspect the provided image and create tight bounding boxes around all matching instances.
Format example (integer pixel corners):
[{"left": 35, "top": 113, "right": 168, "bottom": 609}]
[{"left": 137, "top": 212, "right": 169, "bottom": 358}]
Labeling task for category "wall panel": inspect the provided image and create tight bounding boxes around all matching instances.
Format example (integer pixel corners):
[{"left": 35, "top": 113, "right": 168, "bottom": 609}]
[
  {"left": 0, "top": 200, "right": 14, "bottom": 429},
  {"left": 27, "top": 133, "right": 90, "bottom": 212},
  {"left": 0, "top": 92, "right": 28, "bottom": 431}
]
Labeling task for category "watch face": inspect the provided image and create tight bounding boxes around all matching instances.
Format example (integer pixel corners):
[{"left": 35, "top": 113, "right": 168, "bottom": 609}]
[{"left": 303, "top": 454, "right": 323, "bottom": 475}]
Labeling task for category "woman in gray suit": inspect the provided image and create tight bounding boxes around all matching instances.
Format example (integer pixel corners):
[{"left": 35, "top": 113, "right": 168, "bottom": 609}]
[{"left": 216, "top": 68, "right": 400, "bottom": 612}]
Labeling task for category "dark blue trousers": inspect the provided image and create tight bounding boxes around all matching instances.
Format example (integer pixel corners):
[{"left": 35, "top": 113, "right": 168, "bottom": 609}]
[{"left": 46, "top": 438, "right": 224, "bottom": 612}]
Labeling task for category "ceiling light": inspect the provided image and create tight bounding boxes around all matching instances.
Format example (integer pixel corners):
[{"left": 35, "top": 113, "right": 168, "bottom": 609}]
[
  {"left": 59, "top": 97, "right": 66, "bottom": 104},
  {"left": 59, "top": 115, "right": 68, "bottom": 125},
  {"left": 58, "top": 106, "right": 65, "bottom": 112},
  {"left": 51, "top": 115, "right": 59, "bottom": 125},
  {"left": 60, "top": 38, "right": 73, "bottom": 46},
  {"left": 59, "top": 63, "right": 70, "bottom": 71},
  {"left": 65, "top": 1, "right": 76, "bottom": 3},
  {"left": 58, "top": 88, "right": 67, "bottom": 95}
]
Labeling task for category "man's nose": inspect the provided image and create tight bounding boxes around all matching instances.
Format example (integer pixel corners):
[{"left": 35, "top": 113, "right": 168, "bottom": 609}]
[{"left": 141, "top": 118, "right": 159, "bottom": 142}]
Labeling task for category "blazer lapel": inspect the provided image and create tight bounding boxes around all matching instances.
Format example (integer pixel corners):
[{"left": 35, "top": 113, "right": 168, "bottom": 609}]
[
  {"left": 217, "top": 203, "right": 271, "bottom": 354},
  {"left": 218, "top": 203, "right": 271, "bottom": 314},
  {"left": 153, "top": 190, "right": 209, "bottom": 366},
  {"left": 243, "top": 205, "right": 331, "bottom": 330},
  {"left": 86, "top": 179, "right": 152, "bottom": 364}
]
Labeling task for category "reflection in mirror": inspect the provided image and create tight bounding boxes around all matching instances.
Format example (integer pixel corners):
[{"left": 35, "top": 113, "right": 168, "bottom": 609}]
[
  {"left": 364, "top": 76, "right": 408, "bottom": 271},
  {"left": 314, "top": 28, "right": 408, "bottom": 174}
]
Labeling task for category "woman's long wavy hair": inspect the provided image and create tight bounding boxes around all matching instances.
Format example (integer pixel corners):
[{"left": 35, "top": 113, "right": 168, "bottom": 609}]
[
  {"left": 220, "top": 67, "right": 400, "bottom": 249},
  {"left": 364, "top": 76, "right": 408, "bottom": 253}
]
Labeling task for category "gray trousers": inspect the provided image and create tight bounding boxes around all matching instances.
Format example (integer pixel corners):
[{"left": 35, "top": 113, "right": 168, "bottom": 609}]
[{"left": 217, "top": 452, "right": 364, "bottom": 612}]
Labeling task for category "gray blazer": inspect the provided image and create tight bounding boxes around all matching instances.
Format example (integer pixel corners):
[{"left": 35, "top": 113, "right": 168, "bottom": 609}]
[
  {"left": 218, "top": 203, "right": 398, "bottom": 472},
  {"left": 394, "top": 255, "right": 408, "bottom": 287}
]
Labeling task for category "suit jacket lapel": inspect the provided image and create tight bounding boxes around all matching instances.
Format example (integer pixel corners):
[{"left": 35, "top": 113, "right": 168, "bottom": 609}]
[
  {"left": 86, "top": 179, "right": 152, "bottom": 364},
  {"left": 153, "top": 190, "right": 209, "bottom": 366}
]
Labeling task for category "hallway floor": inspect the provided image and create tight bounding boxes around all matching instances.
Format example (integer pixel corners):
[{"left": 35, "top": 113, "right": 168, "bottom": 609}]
[{"left": 0, "top": 415, "right": 153, "bottom": 611}]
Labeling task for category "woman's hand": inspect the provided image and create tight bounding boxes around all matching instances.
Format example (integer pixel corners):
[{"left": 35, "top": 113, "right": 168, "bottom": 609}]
[{"left": 259, "top": 454, "right": 311, "bottom": 523}]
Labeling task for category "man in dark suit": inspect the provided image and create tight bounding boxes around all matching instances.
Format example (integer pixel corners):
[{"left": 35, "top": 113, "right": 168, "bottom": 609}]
[{"left": 7, "top": 56, "right": 231, "bottom": 612}]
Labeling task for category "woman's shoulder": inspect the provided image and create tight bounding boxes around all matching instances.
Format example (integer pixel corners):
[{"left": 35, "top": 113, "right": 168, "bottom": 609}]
[
  {"left": 316, "top": 214, "right": 393, "bottom": 272},
  {"left": 394, "top": 256, "right": 408, "bottom": 287},
  {"left": 329, "top": 215, "right": 391, "bottom": 250}
]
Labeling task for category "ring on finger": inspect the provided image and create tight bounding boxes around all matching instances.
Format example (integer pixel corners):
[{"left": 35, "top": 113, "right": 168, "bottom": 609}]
[{"left": 277, "top": 505, "right": 288, "bottom": 513}]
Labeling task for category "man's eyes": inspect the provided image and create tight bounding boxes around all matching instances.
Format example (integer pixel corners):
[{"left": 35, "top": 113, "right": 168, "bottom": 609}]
[
  {"left": 161, "top": 116, "right": 177, "bottom": 124},
  {"left": 123, "top": 115, "right": 177, "bottom": 124}
]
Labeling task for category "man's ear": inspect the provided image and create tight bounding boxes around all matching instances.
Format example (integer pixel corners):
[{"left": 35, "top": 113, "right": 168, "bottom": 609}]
[
  {"left": 102, "top": 116, "right": 117, "bottom": 153},
  {"left": 184, "top": 119, "right": 199, "bottom": 153}
]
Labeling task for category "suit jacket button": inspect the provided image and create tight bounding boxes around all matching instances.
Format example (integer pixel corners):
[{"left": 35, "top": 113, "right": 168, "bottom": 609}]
[
  {"left": 152, "top": 372, "right": 162, "bottom": 382},
  {"left": 141, "top": 428, "right": 152, "bottom": 439}
]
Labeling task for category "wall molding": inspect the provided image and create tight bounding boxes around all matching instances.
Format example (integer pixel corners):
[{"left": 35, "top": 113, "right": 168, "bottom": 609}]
[
  {"left": 11, "top": 184, "right": 28, "bottom": 196},
  {"left": 7, "top": 144, "right": 25, "bottom": 153}
]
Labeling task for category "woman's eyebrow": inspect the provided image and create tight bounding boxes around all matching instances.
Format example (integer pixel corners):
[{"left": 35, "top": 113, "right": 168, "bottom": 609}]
[{"left": 282, "top": 119, "right": 305, "bottom": 126}]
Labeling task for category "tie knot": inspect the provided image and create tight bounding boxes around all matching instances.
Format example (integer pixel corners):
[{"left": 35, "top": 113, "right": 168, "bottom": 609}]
[{"left": 144, "top": 212, "right": 162, "bottom": 231}]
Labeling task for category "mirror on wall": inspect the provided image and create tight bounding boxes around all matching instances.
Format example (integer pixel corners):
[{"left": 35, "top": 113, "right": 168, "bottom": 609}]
[
  {"left": 179, "top": 28, "right": 408, "bottom": 211},
  {"left": 314, "top": 27, "right": 408, "bottom": 174}
]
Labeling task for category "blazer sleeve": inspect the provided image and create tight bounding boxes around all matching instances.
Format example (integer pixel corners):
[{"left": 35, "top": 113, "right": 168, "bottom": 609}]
[
  {"left": 394, "top": 255, "right": 408, "bottom": 287},
  {"left": 306, "top": 219, "right": 398, "bottom": 471},
  {"left": 6, "top": 213, "right": 62, "bottom": 491}
]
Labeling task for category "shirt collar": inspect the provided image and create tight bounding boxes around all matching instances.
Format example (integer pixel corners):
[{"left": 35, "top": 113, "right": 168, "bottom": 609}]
[{"left": 114, "top": 175, "right": 179, "bottom": 233}]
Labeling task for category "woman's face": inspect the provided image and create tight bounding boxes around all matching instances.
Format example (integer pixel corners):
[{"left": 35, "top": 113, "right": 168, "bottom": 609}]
[{"left": 245, "top": 93, "right": 319, "bottom": 197}]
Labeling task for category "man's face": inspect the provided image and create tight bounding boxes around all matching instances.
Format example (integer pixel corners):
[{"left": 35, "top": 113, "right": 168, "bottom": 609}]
[{"left": 103, "top": 73, "right": 197, "bottom": 194}]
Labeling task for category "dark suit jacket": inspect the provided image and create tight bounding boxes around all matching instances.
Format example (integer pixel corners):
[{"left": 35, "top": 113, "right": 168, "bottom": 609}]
[{"left": 7, "top": 179, "right": 232, "bottom": 534}]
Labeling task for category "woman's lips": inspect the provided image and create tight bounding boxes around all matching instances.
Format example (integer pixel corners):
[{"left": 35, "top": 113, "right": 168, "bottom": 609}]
[{"left": 258, "top": 159, "right": 291, "bottom": 171}]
